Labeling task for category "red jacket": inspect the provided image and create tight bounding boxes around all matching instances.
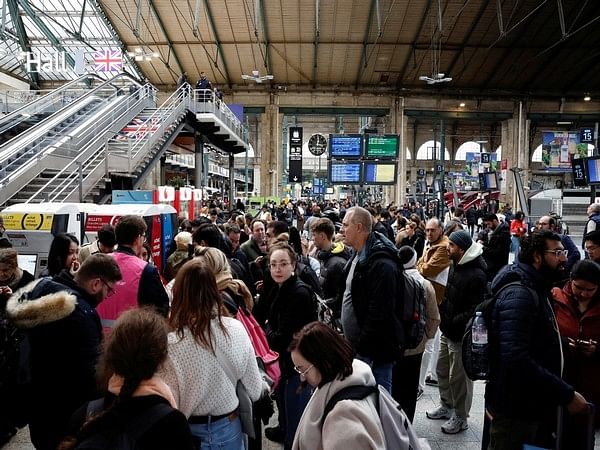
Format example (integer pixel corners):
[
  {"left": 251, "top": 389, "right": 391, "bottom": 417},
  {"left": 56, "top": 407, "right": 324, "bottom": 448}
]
[
  {"left": 552, "top": 282, "right": 600, "bottom": 424},
  {"left": 510, "top": 219, "right": 526, "bottom": 237}
]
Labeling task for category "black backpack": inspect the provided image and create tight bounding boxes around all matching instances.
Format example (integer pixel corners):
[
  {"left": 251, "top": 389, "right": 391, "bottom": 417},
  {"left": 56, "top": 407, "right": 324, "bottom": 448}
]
[
  {"left": 462, "top": 281, "right": 538, "bottom": 381},
  {"left": 75, "top": 398, "right": 172, "bottom": 450},
  {"left": 396, "top": 271, "right": 427, "bottom": 352},
  {"left": 296, "top": 256, "right": 324, "bottom": 298}
]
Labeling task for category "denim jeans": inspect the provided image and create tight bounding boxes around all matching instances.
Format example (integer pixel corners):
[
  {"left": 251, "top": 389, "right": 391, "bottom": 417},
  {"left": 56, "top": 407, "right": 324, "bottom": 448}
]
[
  {"left": 189, "top": 415, "right": 244, "bottom": 450},
  {"left": 357, "top": 355, "right": 394, "bottom": 393},
  {"left": 282, "top": 374, "right": 312, "bottom": 450}
]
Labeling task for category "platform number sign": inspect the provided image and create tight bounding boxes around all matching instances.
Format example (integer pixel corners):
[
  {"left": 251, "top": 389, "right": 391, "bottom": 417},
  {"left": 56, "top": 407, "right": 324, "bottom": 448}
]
[
  {"left": 572, "top": 158, "right": 587, "bottom": 187},
  {"left": 581, "top": 128, "right": 594, "bottom": 144},
  {"left": 417, "top": 169, "right": 426, "bottom": 177}
]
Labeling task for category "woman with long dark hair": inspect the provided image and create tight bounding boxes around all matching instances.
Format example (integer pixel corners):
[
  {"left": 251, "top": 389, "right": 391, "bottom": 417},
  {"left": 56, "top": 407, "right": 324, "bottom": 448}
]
[
  {"left": 58, "top": 308, "right": 194, "bottom": 450},
  {"left": 161, "top": 259, "right": 264, "bottom": 450},
  {"left": 46, "top": 233, "right": 79, "bottom": 277}
]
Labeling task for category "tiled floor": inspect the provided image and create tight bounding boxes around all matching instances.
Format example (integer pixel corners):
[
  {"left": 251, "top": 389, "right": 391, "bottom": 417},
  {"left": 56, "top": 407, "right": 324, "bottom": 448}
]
[{"left": 5, "top": 381, "right": 599, "bottom": 449}]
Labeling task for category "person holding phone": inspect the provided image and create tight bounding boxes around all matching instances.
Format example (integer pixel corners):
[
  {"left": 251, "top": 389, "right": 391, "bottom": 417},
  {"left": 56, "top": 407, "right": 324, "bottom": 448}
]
[{"left": 552, "top": 260, "right": 600, "bottom": 446}]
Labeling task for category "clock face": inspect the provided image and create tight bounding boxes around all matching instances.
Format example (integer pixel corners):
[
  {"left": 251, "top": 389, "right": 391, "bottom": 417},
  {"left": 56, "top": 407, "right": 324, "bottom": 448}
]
[{"left": 308, "top": 134, "right": 327, "bottom": 156}]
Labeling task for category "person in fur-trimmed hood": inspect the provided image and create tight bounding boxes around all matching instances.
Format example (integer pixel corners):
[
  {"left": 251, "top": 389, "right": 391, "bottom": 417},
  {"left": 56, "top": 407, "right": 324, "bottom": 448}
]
[{"left": 6, "top": 254, "right": 121, "bottom": 450}]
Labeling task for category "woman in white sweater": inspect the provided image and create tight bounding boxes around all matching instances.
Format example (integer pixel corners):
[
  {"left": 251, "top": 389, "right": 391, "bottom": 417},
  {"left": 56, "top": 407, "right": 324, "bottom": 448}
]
[
  {"left": 160, "top": 259, "right": 264, "bottom": 450},
  {"left": 289, "top": 322, "right": 385, "bottom": 450}
]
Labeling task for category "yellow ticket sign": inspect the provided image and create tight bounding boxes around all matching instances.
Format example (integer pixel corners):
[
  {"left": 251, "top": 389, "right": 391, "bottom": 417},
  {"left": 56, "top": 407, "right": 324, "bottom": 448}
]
[{"left": 1, "top": 213, "right": 54, "bottom": 231}]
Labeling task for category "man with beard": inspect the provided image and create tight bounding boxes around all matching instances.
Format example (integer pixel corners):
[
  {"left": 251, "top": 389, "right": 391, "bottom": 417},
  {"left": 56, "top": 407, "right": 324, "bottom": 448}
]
[
  {"left": 485, "top": 230, "right": 588, "bottom": 449},
  {"left": 6, "top": 254, "right": 121, "bottom": 450}
]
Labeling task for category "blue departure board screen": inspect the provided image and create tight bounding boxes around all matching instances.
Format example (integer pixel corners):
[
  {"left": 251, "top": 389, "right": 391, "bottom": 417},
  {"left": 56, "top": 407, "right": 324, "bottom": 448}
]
[
  {"left": 329, "top": 134, "right": 363, "bottom": 158},
  {"left": 329, "top": 162, "right": 361, "bottom": 184}
]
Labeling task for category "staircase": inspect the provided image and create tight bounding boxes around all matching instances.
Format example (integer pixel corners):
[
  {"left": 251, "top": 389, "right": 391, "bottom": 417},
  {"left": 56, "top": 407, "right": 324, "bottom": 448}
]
[
  {"left": 20, "top": 87, "right": 188, "bottom": 205},
  {"left": 562, "top": 189, "right": 592, "bottom": 241}
]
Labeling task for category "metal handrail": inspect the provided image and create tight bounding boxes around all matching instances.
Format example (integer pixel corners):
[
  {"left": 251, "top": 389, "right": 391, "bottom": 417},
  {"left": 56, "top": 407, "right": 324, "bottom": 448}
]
[
  {"left": 26, "top": 85, "right": 184, "bottom": 203},
  {"left": 0, "top": 73, "right": 145, "bottom": 154},
  {"left": 188, "top": 88, "right": 247, "bottom": 141},
  {"left": 0, "top": 85, "right": 155, "bottom": 188},
  {"left": 0, "top": 74, "right": 104, "bottom": 127}
]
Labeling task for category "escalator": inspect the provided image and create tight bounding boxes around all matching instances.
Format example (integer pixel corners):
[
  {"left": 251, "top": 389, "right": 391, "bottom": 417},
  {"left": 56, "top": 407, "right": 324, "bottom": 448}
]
[
  {"left": 16, "top": 86, "right": 188, "bottom": 205},
  {"left": 0, "top": 74, "right": 104, "bottom": 144},
  {"left": 0, "top": 74, "right": 151, "bottom": 206}
]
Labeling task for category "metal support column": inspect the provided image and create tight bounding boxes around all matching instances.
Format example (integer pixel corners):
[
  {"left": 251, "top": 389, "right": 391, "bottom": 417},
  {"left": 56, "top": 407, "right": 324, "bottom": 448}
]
[
  {"left": 195, "top": 133, "right": 204, "bottom": 210},
  {"left": 229, "top": 153, "right": 235, "bottom": 211}
]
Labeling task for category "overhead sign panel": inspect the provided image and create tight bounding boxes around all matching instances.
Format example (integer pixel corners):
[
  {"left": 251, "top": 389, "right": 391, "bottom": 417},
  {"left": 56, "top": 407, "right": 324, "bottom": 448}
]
[{"left": 365, "top": 135, "right": 399, "bottom": 159}]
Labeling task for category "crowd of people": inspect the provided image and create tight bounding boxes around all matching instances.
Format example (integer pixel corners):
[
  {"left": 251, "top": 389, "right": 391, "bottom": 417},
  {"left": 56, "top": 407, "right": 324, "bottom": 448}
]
[{"left": 0, "top": 195, "right": 599, "bottom": 450}]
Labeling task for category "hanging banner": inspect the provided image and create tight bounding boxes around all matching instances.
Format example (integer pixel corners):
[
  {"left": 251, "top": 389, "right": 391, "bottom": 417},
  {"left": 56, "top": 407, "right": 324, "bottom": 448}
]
[
  {"left": 288, "top": 127, "right": 303, "bottom": 183},
  {"left": 541, "top": 131, "right": 586, "bottom": 171},
  {"left": 180, "top": 187, "right": 192, "bottom": 201}
]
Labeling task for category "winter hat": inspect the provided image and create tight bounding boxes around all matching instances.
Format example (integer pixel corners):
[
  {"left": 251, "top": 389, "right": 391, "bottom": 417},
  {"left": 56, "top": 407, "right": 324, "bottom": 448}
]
[
  {"left": 398, "top": 246, "right": 417, "bottom": 269},
  {"left": 174, "top": 231, "right": 193, "bottom": 250},
  {"left": 570, "top": 260, "right": 600, "bottom": 285},
  {"left": 449, "top": 229, "right": 472, "bottom": 251}
]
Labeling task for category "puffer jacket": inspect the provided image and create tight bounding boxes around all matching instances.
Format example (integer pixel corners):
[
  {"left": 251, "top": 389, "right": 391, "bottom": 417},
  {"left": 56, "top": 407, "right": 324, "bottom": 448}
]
[
  {"left": 482, "top": 221, "right": 511, "bottom": 281},
  {"left": 342, "top": 232, "right": 402, "bottom": 363},
  {"left": 6, "top": 271, "right": 103, "bottom": 449},
  {"left": 552, "top": 283, "right": 600, "bottom": 426},
  {"left": 316, "top": 242, "right": 352, "bottom": 315},
  {"left": 485, "top": 263, "right": 574, "bottom": 420},
  {"left": 439, "top": 242, "right": 487, "bottom": 342}
]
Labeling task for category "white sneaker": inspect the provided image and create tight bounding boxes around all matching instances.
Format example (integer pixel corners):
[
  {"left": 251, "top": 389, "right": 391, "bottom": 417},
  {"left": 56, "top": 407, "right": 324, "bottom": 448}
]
[
  {"left": 441, "top": 415, "right": 468, "bottom": 434},
  {"left": 426, "top": 405, "right": 452, "bottom": 420}
]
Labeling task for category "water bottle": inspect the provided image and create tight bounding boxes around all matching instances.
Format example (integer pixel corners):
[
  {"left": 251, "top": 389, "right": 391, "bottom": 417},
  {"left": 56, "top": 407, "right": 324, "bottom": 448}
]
[{"left": 471, "top": 311, "right": 489, "bottom": 378}]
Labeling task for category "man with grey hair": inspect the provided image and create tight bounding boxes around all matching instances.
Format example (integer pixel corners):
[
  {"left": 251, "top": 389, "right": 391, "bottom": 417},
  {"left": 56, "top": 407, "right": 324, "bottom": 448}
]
[
  {"left": 339, "top": 206, "right": 402, "bottom": 392},
  {"left": 582, "top": 203, "right": 600, "bottom": 249}
]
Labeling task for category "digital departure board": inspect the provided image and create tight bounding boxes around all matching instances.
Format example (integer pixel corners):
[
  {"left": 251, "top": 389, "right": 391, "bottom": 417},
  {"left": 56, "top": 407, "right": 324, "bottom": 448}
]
[
  {"left": 363, "top": 161, "right": 397, "bottom": 185},
  {"left": 572, "top": 158, "right": 587, "bottom": 186},
  {"left": 329, "top": 134, "right": 363, "bottom": 158},
  {"left": 365, "top": 135, "right": 399, "bottom": 158},
  {"left": 329, "top": 162, "right": 361, "bottom": 184},
  {"left": 586, "top": 157, "right": 600, "bottom": 185}
]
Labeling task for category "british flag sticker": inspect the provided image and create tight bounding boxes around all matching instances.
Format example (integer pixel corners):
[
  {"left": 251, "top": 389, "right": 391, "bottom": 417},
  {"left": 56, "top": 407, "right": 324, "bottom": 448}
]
[{"left": 93, "top": 48, "right": 123, "bottom": 72}]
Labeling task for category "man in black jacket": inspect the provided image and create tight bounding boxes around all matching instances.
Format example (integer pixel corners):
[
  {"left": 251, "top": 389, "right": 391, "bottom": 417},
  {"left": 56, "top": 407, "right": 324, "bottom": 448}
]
[
  {"left": 486, "top": 230, "right": 588, "bottom": 449},
  {"left": 311, "top": 217, "right": 351, "bottom": 318},
  {"left": 339, "top": 206, "right": 402, "bottom": 392},
  {"left": 427, "top": 230, "right": 487, "bottom": 434},
  {"left": 7, "top": 254, "right": 121, "bottom": 450},
  {"left": 481, "top": 213, "right": 511, "bottom": 281}
]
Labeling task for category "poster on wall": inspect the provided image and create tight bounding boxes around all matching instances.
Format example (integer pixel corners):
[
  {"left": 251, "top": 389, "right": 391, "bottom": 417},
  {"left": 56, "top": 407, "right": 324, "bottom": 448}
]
[
  {"left": 465, "top": 152, "right": 498, "bottom": 177},
  {"left": 541, "top": 131, "right": 587, "bottom": 171}
]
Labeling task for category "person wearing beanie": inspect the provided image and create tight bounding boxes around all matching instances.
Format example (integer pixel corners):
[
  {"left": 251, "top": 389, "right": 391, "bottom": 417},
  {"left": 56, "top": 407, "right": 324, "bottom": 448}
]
[
  {"left": 552, "top": 259, "right": 600, "bottom": 445},
  {"left": 426, "top": 229, "right": 487, "bottom": 434},
  {"left": 392, "top": 246, "right": 440, "bottom": 422}
]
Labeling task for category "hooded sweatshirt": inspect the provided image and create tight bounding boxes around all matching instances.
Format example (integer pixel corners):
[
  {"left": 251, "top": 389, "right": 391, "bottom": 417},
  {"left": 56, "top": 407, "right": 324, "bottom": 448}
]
[
  {"left": 292, "top": 359, "right": 385, "bottom": 450},
  {"left": 439, "top": 242, "right": 488, "bottom": 342}
]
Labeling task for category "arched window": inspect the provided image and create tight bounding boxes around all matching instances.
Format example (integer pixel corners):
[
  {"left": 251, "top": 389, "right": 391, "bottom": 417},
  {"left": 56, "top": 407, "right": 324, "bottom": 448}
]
[
  {"left": 531, "top": 145, "right": 543, "bottom": 162},
  {"left": 400, "top": 147, "right": 412, "bottom": 159},
  {"left": 416, "top": 140, "right": 450, "bottom": 160},
  {"left": 455, "top": 141, "right": 487, "bottom": 161}
]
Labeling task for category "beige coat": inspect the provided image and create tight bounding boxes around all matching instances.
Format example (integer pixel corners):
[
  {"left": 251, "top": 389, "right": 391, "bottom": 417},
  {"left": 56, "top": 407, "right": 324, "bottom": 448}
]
[
  {"left": 292, "top": 359, "right": 385, "bottom": 450},
  {"left": 416, "top": 235, "right": 450, "bottom": 304}
]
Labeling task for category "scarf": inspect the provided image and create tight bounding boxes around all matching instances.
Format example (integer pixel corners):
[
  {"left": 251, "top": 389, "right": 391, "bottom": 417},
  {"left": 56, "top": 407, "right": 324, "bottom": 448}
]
[
  {"left": 215, "top": 271, "right": 253, "bottom": 310},
  {"left": 108, "top": 374, "right": 177, "bottom": 408}
]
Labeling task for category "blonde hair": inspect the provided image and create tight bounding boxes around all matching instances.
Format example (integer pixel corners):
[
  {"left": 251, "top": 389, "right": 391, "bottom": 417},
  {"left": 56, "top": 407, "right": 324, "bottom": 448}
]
[{"left": 194, "top": 246, "right": 253, "bottom": 310}]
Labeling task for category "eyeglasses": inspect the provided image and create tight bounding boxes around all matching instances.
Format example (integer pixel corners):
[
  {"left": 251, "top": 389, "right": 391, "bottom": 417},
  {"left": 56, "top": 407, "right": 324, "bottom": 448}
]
[
  {"left": 100, "top": 278, "right": 116, "bottom": 296},
  {"left": 268, "top": 262, "right": 290, "bottom": 270},
  {"left": 544, "top": 249, "right": 568, "bottom": 258},
  {"left": 293, "top": 364, "right": 313, "bottom": 377}
]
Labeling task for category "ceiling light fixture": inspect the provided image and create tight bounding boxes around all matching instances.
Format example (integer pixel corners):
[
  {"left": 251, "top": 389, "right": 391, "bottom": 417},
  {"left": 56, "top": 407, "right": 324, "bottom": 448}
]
[
  {"left": 241, "top": 70, "right": 274, "bottom": 83},
  {"left": 419, "top": 73, "right": 453, "bottom": 85},
  {"left": 129, "top": 46, "right": 160, "bottom": 62},
  {"left": 584, "top": 94, "right": 591, "bottom": 102},
  {"left": 459, "top": 102, "right": 466, "bottom": 107},
  {"left": 557, "top": 121, "right": 572, "bottom": 125}
]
